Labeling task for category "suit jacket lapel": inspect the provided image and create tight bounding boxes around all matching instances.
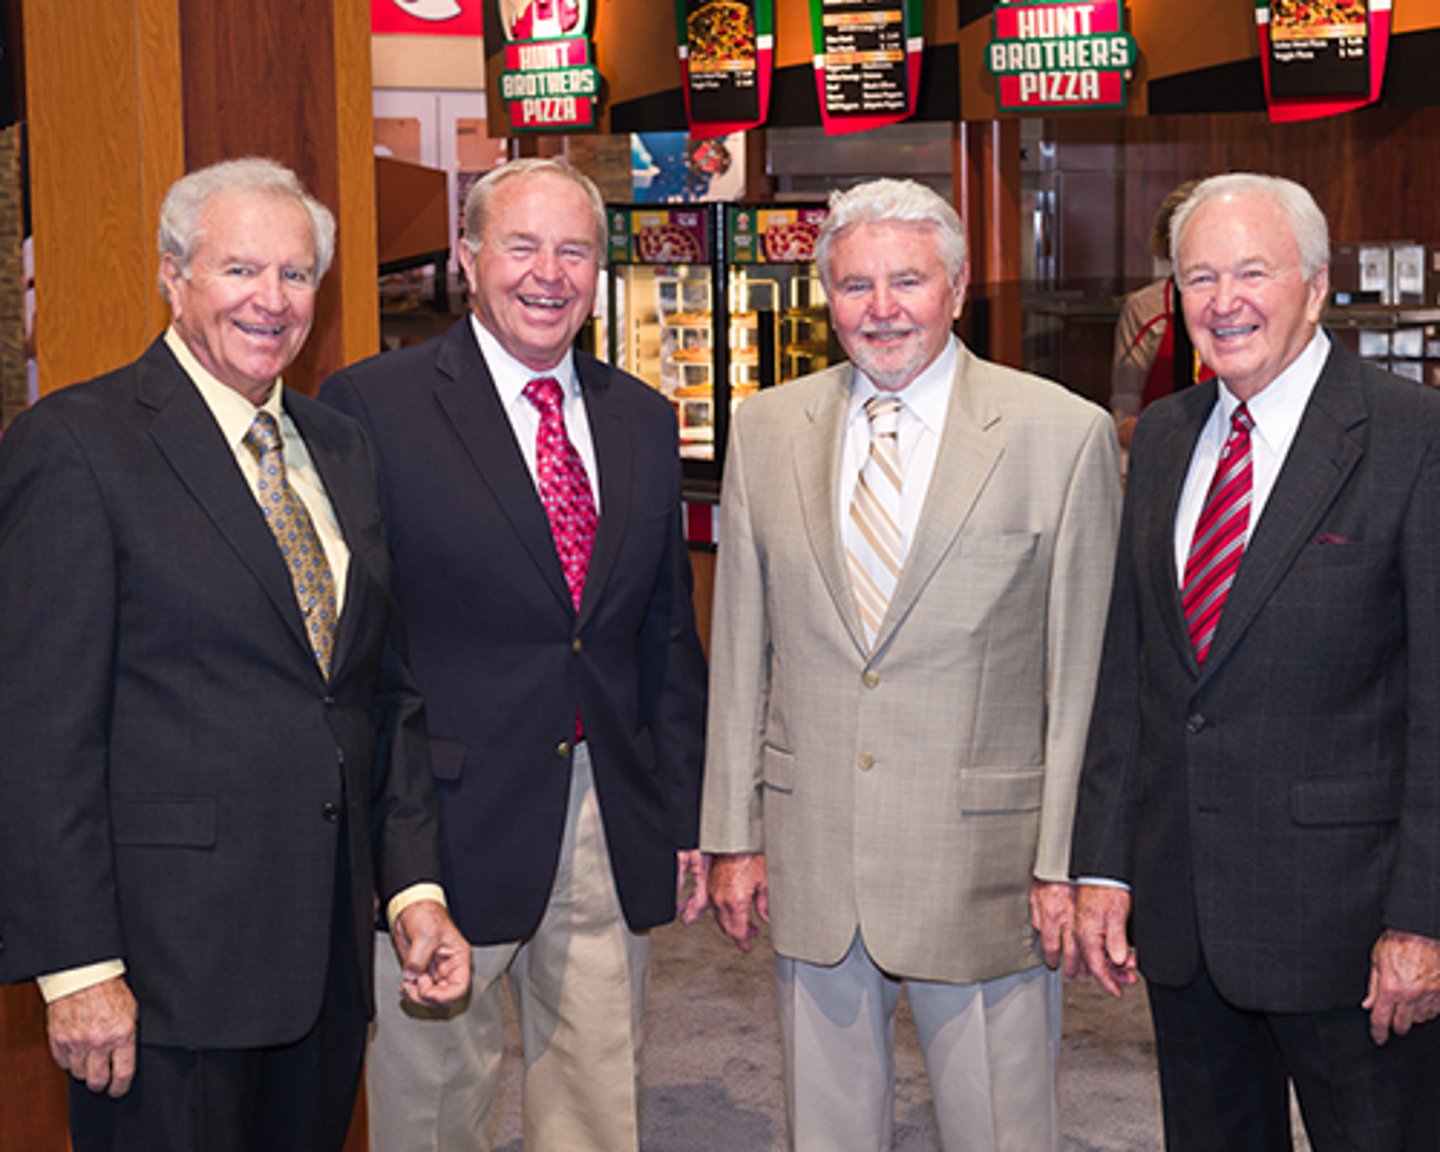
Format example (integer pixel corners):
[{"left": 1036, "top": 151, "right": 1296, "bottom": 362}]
[
  {"left": 874, "top": 346, "right": 1002, "bottom": 653},
  {"left": 431, "top": 322, "right": 575, "bottom": 615},
  {"left": 139, "top": 339, "right": 316, "bottom": 661},
  {"left": 578, "top": 359, "right": 628, "bottom": 629},
  {"left": 792, "top": 369, "right": 864, "bottom": 651},
  {"left": 1200, "top": 344, "right": 1365, "bottom": 676}
]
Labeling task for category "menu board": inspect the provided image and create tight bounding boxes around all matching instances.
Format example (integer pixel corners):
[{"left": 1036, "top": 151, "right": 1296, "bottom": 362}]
[
  {"left": 1267, "top": 0, "right": 1369, "bottom": 97},
  {"left": 810, "top": 0, "right": 922, "bottom": 134},
  {"left": 676, "top": 0, "right": 773, "bottom": 138},
  {"left": 1254, "top": 0, "right": 1391, "bottom": 124}
]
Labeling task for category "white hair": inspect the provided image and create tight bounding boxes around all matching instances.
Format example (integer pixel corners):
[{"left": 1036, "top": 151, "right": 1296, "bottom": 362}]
[
  {"left": 815, "top": 179, "right": 967, "bottom": 288},
  {"left": 1170, "top": 173, "right": 1330, "bottom": 281}
]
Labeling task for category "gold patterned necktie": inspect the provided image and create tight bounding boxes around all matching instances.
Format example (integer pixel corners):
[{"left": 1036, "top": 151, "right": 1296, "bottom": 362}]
[
  {"left": 243, "top": 411, "right": 338, "bottom": 677},
  {"left": 847, "top": 394, "right": 905, "bottom": 646}
]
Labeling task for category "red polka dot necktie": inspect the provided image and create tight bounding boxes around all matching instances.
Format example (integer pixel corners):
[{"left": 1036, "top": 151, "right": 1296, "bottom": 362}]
[
  {"left": 1181, "top": 403, "right": 1254, "bottom": 665},
  {"left": 244, "top": 411, "right": 338, "bottom": 677},
  {"left": 524, "top": 376, "right": 597, "bottom": 611}
]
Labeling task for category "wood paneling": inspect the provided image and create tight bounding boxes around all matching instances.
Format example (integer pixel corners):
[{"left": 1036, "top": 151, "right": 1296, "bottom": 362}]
[
  {"left": 25, "top": 0, "right": 183, "bottom": 394},
  {"left": 0, "top": 985, "right": 67, "bottom": 1151},
  {"left": 178, "top": 0, "right": 378, "bottom": 393}
]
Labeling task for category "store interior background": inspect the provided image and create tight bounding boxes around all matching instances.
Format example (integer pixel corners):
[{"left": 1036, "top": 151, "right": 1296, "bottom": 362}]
[{"left": 1, "top": 0, "right": 1439, "bottom": 1146}]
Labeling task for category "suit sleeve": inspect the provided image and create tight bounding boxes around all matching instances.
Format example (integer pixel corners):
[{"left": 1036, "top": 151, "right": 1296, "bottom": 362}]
[
  {"left": 699, "top": 406, "right": 771, "bottom": 854},
  {"left": 639, "top": 416, "right": 708, "bottom": 849},
  {"left": 1068, "top": 415, "right": 1152, "bottom": 884},
  {"left": 1389, "top": 421, "right": 1440, "bottom": 938},
  {"left": 0, "top": 406, "right": 126, "bottom": 982},
  {"left": 1033, "top": 409, "right": 1123, "bottom": 881}
]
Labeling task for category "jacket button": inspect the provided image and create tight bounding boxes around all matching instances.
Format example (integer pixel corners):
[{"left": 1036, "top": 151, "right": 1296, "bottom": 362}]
[
  {"left": 572, "top": 637, "right": 584, "bottom": 654},
  {"left": 862, "top": 670, "right": 880, "bottom": 689},
  {"left": 857, "top": 752, "right": 875, "bottom": 772},
  {"left": 321, "top": 802, "right": 341, "bottom": 822},
  {"left": 1186, "top": 714, "right": 1208, "bottom": 734},
  {"left": 556, "top": 741, "right": 573, "bottom": 759},
  {"left": 322, "top": 695, "right": 336, "bottom": 707}
]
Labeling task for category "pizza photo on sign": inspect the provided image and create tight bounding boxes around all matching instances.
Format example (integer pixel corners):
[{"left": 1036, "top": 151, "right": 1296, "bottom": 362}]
[
  {"left": 1271, "top": 0, "right": 1366, "bottom": 39},
  {"left": 762, "top": 218, "right": 822, "bottom": 263},
  {"left": 687, "top": 0, "right": 756, "bottom": 71},
  {"left": 635, "top": 223, "right": 706, "bottom": 263}
]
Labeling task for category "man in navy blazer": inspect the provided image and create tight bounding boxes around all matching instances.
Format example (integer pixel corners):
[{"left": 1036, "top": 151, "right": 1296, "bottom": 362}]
[
  {"left": 0, "top": 158, "right": 469, "bottom": 1152},
  {"left": 321, "top": 158, "right": 707, "bottom": 1152},
  {"left": 1071, "top": 173, "right": 1440, "bottom": 1149}
]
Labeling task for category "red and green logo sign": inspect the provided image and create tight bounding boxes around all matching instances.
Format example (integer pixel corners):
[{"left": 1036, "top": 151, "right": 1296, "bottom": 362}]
[
  {"left": 985, "top": 1, "right": 1135, "bottom": 112},
  {"left": 497, "top": 0, "right": 600, "bottom": 131}
]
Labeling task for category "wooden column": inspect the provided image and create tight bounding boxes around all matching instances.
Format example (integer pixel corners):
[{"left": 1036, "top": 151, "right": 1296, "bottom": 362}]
[{"left": 956, "top": 119, "right": 1023, "bottom": 369}]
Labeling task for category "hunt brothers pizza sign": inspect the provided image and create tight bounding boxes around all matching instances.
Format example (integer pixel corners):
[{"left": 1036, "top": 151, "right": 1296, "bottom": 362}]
[{"left": 985, "top": 0, "right": 1136, "bottom": 112}]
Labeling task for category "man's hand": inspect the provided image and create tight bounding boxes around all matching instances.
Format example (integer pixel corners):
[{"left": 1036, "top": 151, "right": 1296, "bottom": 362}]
[
  {"left": 1030, "top": 880, "right": 1083, "bottom": 978},
  {"left": 392, "top": 900, "right": 472, "bottom": 1006},
  {"left": 676, "top": 850, "right": 710, "bottom": 925},
  {"left": 46, "top": 976, "right": 138, "bottom": 1097},
  {"left": 708, "top": 852, "right": 769, "bottom": 953},
  {"left": 1363, "top": 929, "right": 1440, "bottom": 1045},
  {"left": 1074, "top": 883, "right": 1139, "bottom": 997}
]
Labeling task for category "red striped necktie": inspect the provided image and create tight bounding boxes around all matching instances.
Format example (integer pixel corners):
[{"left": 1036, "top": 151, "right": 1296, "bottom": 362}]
[{"left": 1181, "top": 403, "right": 1254, "bottom": 665}]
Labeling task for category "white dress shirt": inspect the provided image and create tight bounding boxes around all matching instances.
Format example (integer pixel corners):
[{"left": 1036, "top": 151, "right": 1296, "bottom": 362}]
[
  {"left": 1172, "top": 329, "right": 1329, "bottom": 580},
  {"left": 471, "top": 315, "right": 602, "bottom": 512},
  {"left": 838, "top": 336, "right": 958, "bottom": 557}
]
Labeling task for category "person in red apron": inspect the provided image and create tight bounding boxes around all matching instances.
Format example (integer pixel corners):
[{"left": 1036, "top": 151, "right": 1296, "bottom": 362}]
[{"left": 1111, "top": 180, "right": 1213, "bottom": 448}]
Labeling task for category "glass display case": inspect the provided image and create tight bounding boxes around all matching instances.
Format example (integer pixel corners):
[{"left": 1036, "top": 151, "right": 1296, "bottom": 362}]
[{"left": 605, "top": 203, "right": 835, "bottom": 489}]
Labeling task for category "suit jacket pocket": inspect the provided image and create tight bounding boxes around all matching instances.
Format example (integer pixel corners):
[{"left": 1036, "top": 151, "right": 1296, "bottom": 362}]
[
  {"left": 955, "top": 531, "right": 1040, "bottom": 561},
  {"left": 957, "top": 768, "right": 1044, "bottom": 815},
  {"left": 111, "top": 795, "right": 217, "bottom": 848},
  {"left": 761, "top": 745, "right": 795, "bottom": 794},
  {"left": 1290, "top": 773, "right": 1402, "bottom": 825},
  {"left": 429, "top": 738, "right": 466, "bottom": 782}
]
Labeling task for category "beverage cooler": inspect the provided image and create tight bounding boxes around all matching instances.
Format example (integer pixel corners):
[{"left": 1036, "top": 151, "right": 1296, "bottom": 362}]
[{"left": 604, "top": 203, "right": 836, "bottom": 495}]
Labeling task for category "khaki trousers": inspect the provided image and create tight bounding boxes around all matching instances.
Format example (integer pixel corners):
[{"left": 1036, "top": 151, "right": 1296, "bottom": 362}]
[
  {"left": 776, "top": 933, "right": 1061, "bottom": 1152},
  {"left": 367, "top": 744, "right": 650, "bottom": 1152}
]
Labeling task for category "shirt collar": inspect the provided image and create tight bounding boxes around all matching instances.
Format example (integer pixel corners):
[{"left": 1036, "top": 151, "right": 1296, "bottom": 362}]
[
  {"left": 468, "top": 313, "right": 578, "bottom": 408},
  {"left": 1214, "top": 328, "right": 1329, "bottom": 452},
  {"left": 847, "top": 335, "right": 958, "bottom": 436},
  {"left": 164, "top": 326, "right": 285, "bottom": 450}
]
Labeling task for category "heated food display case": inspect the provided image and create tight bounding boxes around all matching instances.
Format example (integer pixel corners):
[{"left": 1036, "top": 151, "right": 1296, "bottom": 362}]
[{"left": 605, "top": 202, "right": 835, "bottom": 489}]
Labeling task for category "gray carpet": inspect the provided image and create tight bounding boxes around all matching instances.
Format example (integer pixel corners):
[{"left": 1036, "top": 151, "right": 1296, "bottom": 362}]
[{"left": 490, "top": 920, "right": 1313, "bottom": 1151}]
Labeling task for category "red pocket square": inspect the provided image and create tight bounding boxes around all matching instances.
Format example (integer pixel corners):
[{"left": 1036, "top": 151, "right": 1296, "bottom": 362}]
[{"left": 1313, "top": 532, "right": 1351, "bottom": 546}]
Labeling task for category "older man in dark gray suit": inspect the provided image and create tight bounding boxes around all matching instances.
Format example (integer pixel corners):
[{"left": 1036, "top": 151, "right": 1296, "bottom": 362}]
[
  {"left": 1072, "top": 172, "right": 1440, "bottom": 1151},
  {"left": 0, "top": 157, "right": 469, "bottom": 1152}
]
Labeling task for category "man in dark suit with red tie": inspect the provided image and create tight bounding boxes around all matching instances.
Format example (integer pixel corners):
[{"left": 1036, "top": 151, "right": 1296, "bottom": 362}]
[
  {"left": 1071, "top": 172, "right": 1440, "bottom": 1150},
  {"left": 0, "top": 157, "right": 470, "bottom": 1152},
  {"left": 321, "top": 158, "right": 708, "bottom": 1152}
]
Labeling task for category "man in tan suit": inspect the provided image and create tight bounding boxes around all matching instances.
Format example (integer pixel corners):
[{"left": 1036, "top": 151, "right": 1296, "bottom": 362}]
[{"left": 702, "top": 178, "right": 1122, "bottom": 1151}]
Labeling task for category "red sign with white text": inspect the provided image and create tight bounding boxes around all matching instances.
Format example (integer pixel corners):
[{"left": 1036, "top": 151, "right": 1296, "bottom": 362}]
[{"left": 371, "top": 0, "right": 483, "bottom": 37}]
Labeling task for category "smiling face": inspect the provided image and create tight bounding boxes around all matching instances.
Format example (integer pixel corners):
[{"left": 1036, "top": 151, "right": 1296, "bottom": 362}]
[
  {"left": 161, "top": 188, "right": 319, "bottom": 405},
  {"left": 461, "top": 170, "right": 601, "bottom": 373},
  {"left": 825, "top": 220, "right": 966, "bottom": 392},
  {"left": 1175, "top": 189, "right": 1327, "bottom": 402}
]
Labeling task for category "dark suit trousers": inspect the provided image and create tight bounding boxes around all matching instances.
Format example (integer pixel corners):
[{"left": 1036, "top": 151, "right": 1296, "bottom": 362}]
[
  {"left": 1148, "top": 963, "right": 1439, "bottom": 1152},
  {"left": 68, "top": 818, "right": 368, "bottom": 1152}
]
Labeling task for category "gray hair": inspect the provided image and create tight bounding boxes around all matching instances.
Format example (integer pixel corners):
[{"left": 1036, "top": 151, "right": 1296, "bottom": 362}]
[
  {"left": 461, "top": 158, "right": 607, "bottom": 257},
  {"left": 1170, "top": 173, "right": 1330, "bottom": 281},
  {"left": 157, "top": 157, "right": 336, "bottom": 299},
  {"left": 815, "top": 179, "right": 967, "bottom": 288}
]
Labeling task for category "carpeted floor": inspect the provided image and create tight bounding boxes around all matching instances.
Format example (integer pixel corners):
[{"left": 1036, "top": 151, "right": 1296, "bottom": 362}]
[{"left": 490, "top": 919, "right": 1313, "bottom": 1151}]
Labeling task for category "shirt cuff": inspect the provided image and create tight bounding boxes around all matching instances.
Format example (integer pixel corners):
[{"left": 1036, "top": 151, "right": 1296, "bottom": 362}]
[
  {"left": 385, "top": 882, "right": 448, "bottom": 929},
  {"left": 37, "top": 959, "right": 127, "bottom": 1003},
  {"left": 1077, "top": 876, "right": 1132, "bottom": 891}
]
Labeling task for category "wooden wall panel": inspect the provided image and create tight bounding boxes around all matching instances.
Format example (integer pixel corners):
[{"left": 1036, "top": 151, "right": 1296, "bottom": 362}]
[
  {"left": 24, "top": 0, "right": 182, "bottom": 394},
  {"left": 176, "top": 0, "right": 378, "bottom": 393}
]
